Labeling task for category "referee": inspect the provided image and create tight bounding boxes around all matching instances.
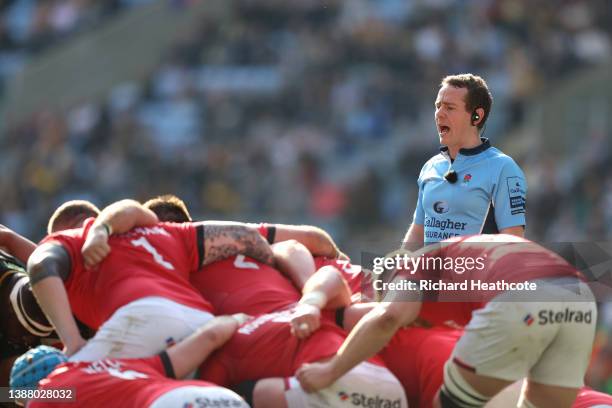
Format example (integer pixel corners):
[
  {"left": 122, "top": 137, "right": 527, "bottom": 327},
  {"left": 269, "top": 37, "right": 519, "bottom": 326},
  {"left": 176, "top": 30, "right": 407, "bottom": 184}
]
[{"left": 403, "top": 74, "right": 526, "bottom": 248}]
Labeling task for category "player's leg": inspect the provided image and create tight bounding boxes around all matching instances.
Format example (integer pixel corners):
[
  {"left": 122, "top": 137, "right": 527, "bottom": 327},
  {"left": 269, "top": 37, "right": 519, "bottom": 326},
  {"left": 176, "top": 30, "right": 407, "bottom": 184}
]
[
  {"left": 484, "top": 380, "right": 523, "bottom": 407},
  {"left": 524, "top": 290, "right": 597, "bottom": 408},
  {"left": 434, "top": 297, "right": 561, "bottom": 407},
  {"left": 149, "top": 384, "right": 249, "bottom": 408},
  {"left": 284, "top": 361, "right": 407, "bottom": 408},
  {"left": 252, "top": 378, "right": 288, "bottom": 408},
  {"left": 70, "top": 297, "right": 213, "bottom": 361},
  {"left": 520, "top": 381, "right": 579, "bottom": 408},
  {"left": 495, "top": 383, "right": 612, "bottom": 408},
  {"left": 381, "top": 327, "right": 463, "bottom": 407},
  {"left": 327, "top": 361, "right": 407, "bottom": 407},
  {"left": 434, "top": 361, "right": 513, "bottom": 408}
]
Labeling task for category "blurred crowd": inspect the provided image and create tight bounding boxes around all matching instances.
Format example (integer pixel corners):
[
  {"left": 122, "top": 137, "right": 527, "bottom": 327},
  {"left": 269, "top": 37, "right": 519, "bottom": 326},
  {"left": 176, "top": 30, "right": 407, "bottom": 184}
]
[
  {"left": 0, "top": 0, "right": 155, "bottom": 92},
  {"left": 1, "top": 0, "right": 611, "bottom": 243},
  {"left": 0, "top": 0, "right": 611, "bottom": 393}
]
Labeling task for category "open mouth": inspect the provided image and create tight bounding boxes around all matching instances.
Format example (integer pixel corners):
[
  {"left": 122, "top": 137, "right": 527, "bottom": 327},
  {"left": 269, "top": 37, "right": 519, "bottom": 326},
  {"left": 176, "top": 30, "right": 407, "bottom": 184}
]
[{"left": 438, "top": 125, "right": 450, "bottom": 135}]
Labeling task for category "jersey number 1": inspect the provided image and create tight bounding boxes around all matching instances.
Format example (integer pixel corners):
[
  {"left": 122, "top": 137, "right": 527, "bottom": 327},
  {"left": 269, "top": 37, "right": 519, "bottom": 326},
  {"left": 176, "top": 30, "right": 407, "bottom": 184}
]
[{"left": 131, "top": 237, "right": 174, "bottom": 270}]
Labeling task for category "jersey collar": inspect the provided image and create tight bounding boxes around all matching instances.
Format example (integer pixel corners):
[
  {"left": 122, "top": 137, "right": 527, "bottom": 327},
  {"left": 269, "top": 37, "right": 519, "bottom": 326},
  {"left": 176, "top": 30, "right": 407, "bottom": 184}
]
[{"left": 440, "top": 137, "right": 491, "bottom": 157}]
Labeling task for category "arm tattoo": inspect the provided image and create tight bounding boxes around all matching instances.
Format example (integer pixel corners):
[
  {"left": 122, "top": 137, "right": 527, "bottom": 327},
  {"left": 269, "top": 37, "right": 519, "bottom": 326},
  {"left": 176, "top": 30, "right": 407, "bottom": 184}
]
[{"left": 203, "top": 225, "right": 274, "bottom": 266}]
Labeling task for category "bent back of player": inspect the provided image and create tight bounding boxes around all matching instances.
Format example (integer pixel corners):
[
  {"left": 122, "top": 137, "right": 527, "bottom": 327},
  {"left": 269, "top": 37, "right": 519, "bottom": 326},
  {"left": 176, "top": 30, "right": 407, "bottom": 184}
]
[
  {"left": 429, "top": 235, "right": 597, "bottom": 408},
  {"left": 298, "top": 235, "right": 598, "bottom": 408}
]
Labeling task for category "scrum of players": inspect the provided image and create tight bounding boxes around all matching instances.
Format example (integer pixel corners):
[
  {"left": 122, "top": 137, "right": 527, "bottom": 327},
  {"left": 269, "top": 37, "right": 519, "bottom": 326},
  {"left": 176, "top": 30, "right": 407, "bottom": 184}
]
[{"left": 1, "top": 195, "right": 611, "bottom": 407}]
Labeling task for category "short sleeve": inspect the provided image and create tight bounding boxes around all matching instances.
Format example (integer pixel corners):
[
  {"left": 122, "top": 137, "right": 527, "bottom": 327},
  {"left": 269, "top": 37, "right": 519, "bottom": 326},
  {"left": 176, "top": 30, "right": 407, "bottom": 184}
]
[
  {"left": 253, "top": 223, "right": 275, "bottom": 244},
  {"left": 39, "top": 217, "right": 94, "bottom": 283},
  {"left": 492, "top": 158, "right": 527, "bottom": 230},
  {"left": 198, "top": 355, "right": 231, "bottom": 387},
  {"left": 163, "top": 221, "right": 204, "bottom": 271}
]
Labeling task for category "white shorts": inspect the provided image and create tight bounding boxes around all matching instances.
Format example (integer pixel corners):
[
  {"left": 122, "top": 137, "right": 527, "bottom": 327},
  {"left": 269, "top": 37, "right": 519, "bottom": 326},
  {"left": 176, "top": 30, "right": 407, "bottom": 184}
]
[
  {"left": 70, "top": 297, "right": 214, "bottom": 361},
  {"left": 149, "top": 385, "right": 249, "bottom": 408},
  {"left": 452, "top": 279, "right": 596, "bottom": 388},
  {"left": 285, "top": 362, "right": 407, "bottom": 408}
]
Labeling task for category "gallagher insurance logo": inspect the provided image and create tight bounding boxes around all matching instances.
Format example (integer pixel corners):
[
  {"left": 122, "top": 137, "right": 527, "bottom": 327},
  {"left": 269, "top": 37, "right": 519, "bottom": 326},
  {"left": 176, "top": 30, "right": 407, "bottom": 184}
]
[{"left": 433, "top": 201, "right": 449, "bottom": 214}]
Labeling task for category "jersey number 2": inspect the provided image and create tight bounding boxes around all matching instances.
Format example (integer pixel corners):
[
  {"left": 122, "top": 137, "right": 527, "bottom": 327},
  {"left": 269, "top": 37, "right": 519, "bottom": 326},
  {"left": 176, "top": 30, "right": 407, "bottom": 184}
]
[
  {"left": 233, "top": 254, "right": 259, "bottom": 269},
  {"left": 131, "top": 237, "right": 174, "bottom": 270}
]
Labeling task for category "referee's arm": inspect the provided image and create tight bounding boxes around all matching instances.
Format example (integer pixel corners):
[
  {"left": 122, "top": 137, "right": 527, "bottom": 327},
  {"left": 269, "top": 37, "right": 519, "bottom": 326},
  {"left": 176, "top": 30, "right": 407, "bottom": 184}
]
[
  {"left": 401, "top": 223, "right": 424, "bottom": 251},
  {"left": 402, "top": 176, "right": 426, "bottom": 250}
]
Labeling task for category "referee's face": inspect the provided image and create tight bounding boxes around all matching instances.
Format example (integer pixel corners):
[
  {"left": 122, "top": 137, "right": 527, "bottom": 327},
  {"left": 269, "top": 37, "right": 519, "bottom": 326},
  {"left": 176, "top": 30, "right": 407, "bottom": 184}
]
[{"left": 434, "top": 85, "right": 473, "bottom": 149}]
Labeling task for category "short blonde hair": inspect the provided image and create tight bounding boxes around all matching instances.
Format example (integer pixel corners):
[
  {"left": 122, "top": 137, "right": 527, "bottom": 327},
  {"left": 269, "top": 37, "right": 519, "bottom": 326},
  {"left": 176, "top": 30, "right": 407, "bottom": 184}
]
[{"left": 47, "top": 200, "right": 100, "bottom": 234}]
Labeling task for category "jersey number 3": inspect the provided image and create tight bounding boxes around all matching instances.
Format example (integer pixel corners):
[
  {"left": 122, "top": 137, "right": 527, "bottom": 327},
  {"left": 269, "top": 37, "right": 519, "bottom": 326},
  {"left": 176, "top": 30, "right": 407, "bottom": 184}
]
[{"left": 131, "top": 237, "right": 174, "bottom": 270}]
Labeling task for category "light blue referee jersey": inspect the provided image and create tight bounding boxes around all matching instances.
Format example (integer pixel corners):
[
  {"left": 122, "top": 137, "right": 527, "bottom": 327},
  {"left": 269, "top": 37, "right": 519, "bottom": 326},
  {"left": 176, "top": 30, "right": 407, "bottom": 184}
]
[{"left": 413, "top": 138, "right": 527, "bottom": 244}]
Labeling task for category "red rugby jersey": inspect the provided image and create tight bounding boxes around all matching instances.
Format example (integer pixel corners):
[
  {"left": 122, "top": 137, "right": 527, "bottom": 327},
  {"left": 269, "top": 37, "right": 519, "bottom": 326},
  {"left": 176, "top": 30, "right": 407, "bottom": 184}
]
[
  {"left": 190, "top": 255, "right": 301, "bottom": 316},
  {"left": 42, "top": 219, "right": 213, "bottom": 329},
  {"left": 199, "top": 307, "right": 348, "bottom": 386},
  {"left": 315, "top": 257, "right": 363, "bottom": 296},
  {"left": 571, "top": 387, "right": 612, "bottom": 408},
  {"left": 381, "top": 327, "right": 462, "bottom": 408},
  {"left": 28, "top": 355, "right": 217, "bottom": 408},
  {"left": 400, "top": 234, "right": 582, "bottom": 327}
]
